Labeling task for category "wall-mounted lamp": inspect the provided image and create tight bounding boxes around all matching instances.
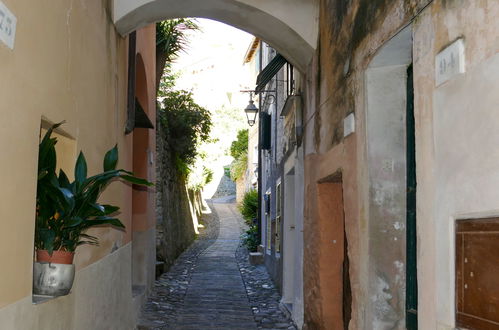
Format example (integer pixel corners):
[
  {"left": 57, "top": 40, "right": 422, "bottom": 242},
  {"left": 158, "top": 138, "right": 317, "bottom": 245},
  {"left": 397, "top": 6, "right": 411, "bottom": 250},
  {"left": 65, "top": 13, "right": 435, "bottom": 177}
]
[
  {"left": 241, "top": 90, "right": 276, "bottom": 127},
  {"left": 244, "top": 92, "right": 259, "bottom": 127}
]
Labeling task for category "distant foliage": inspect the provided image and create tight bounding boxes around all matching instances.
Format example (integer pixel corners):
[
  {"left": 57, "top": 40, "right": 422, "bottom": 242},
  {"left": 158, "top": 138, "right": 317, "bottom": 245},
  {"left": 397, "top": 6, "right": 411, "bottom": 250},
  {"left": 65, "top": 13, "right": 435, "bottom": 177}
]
[
  {"left": 187, "top": 164, "right": 214, "bottom": 190},
  {"left": 230, "top": 152, "right": 247, "bottom": 181},
  {"left": 229, "top": 129, "right": 249, "bottom": 181},
  {"left": 230, "top": 129, "right": 248, "bottom": 159},
  {"left": 159, "top": 90, "right": 212, "bottom": 172},
  {"left": 239, "top": 189, "right": 258, "bottom": 225},
  {"left": 158, "top": 63, "right": 179, "bottom": 95}
]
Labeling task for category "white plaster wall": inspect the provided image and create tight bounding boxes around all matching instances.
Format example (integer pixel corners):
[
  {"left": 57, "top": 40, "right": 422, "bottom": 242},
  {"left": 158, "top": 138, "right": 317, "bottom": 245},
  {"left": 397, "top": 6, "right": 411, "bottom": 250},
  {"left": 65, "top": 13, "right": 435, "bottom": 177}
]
[
  {"left": 365, "top": 64, "right": 409, "bottom": 329},
  {"left": 293, "top": 145, "right": 305, "bottom": 329},
  {"left": 282, "top": 153, "right": 296, "bottom": 306},
  {"left": 112, "top": 0, "right": 317, "bottom": 71},
  {"left": 132, "top": 227, "right": 157, "bottom": 296},
  {"left": 73, "top": 244, "right": 135, "bottom": 329},
  {"left": 431, "top": 53, "right": 499, "bottom": 328},
  {"left": 0, "top": 245, "right": 135, "bottom": 330},
  {"left": 412, "top": 2, "right": 499, "bottom": 328}
]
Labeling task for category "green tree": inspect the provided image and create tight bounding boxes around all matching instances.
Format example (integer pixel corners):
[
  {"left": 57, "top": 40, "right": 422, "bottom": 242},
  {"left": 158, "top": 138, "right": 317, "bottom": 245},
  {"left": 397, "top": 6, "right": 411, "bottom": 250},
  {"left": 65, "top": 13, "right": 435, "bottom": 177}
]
[
  {"left": 156, "top": 19, "right": 199, "bottom": 93},
  {"left": 159, "top": 90, "right": 212, "bottom": 171},
  {"left": 230, "top": 129, "right": 248, "bottom": 159}
]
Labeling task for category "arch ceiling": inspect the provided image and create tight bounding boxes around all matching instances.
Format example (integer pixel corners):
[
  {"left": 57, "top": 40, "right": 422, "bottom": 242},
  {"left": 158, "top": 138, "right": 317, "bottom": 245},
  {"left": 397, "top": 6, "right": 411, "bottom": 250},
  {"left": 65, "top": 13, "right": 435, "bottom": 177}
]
[{"left": 113, "top": 0, "right": 318, "bottom": 72}]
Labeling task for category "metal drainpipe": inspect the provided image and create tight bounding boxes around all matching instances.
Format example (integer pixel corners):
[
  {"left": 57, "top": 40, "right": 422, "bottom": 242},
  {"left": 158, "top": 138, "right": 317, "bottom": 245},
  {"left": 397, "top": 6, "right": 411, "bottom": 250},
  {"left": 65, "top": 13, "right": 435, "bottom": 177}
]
[{"left": 257, "top": 40, "right": 263, "bottom": 245}]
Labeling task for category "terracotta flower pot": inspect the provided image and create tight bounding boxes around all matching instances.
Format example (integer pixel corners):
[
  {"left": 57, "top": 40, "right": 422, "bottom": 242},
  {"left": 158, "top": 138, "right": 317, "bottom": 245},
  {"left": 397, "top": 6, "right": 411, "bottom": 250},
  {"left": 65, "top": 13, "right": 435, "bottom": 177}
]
[{"left": 36, "top": 250, "right": 74, "bottom": 264}]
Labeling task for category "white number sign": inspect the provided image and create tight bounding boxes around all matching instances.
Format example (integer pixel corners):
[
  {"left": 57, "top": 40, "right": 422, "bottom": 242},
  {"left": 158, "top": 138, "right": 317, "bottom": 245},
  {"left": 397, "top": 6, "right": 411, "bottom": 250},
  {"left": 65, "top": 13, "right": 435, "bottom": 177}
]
[
  {"left": 435, "top": 39, "right": 465, "bottom": 86},
  {"left": 0, "top": 1, "right": 16, "bottom": 49}
]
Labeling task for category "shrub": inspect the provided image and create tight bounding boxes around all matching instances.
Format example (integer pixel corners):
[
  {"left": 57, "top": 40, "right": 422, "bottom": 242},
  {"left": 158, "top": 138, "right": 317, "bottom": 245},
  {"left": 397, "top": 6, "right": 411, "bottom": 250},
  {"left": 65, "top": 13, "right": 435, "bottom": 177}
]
[
  {"left": 242, "top": 225, "right": 259, "bottom": 252},
  {"left": 239, "top": 189, "right": 258, "bottom": 226},
  {"left": 159, "top": 89, "right": 212, "bottom": 168},
  {"left": 230, "top": 152, "right": 247, "bottom": 181}
]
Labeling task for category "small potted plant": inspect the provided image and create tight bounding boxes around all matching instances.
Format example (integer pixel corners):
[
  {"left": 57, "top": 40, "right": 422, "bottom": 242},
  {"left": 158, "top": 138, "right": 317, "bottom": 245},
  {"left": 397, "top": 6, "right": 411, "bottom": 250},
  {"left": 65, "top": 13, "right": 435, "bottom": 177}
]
[{"left": 33, "top": 122, "right": 152, "bottom": 297}]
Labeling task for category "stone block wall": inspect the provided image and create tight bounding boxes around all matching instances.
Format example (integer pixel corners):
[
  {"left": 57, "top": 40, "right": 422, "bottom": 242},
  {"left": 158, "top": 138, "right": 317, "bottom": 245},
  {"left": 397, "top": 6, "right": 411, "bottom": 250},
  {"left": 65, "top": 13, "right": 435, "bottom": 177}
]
[{"left": 155, "top": 118, "right": 197, "bottom": 272}]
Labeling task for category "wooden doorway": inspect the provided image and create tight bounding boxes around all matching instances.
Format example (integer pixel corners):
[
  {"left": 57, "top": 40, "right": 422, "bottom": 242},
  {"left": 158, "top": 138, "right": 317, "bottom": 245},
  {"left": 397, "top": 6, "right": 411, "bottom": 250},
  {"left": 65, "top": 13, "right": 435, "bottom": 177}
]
[
  {"left": 456, "top": 218, "right": 499, "bottom": 329},
  {"left": 316, "top": 173, "right": 351, "bottom": 329}
]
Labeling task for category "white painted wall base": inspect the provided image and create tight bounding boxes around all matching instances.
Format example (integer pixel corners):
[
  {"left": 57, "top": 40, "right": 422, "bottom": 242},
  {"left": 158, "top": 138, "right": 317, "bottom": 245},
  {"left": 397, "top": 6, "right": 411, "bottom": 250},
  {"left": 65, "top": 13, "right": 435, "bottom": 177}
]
[{"left": 0, "top": 244, "right": 136, "bottom": 330}]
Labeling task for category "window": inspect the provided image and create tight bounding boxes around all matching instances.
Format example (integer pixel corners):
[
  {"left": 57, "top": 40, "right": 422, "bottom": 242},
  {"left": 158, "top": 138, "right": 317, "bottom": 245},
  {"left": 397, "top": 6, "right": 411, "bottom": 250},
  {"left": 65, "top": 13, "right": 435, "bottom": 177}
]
[
  {"left": 265, "top": 192, "right": 271, "bottom": 254},
  {"left": 285, "top": 63, "right": 295, "bottom": 97}
]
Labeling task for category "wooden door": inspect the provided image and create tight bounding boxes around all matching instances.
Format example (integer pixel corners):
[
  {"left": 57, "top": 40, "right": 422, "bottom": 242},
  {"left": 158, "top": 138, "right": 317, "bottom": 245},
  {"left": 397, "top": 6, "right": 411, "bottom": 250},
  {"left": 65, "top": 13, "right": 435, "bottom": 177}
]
[{"left": 456, "top": 218, "right": 499, "bottom": 329}]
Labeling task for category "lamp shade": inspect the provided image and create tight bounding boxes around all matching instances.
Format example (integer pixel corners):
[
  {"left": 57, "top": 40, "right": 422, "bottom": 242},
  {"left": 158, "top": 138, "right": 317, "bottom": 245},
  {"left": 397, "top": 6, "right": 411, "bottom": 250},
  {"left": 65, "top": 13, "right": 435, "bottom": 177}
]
[{"left": 244, "top": 100, "right": 259, "bottom": 126}]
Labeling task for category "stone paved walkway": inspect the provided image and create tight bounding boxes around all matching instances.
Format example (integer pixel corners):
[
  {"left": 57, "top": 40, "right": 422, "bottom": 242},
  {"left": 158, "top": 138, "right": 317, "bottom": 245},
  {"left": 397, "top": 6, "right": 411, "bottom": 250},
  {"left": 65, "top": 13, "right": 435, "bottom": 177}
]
[
  {"left": 175, "top": 202, "right": 256, "bottom": 329},
  {"left": 137, "top": 198, "right": 296, "bottom": 330}
]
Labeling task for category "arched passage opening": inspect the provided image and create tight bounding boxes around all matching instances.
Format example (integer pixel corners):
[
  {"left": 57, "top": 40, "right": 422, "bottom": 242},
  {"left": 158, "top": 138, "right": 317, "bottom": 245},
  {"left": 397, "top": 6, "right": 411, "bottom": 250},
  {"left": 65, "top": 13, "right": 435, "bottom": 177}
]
[
  {"left": 132, "top": 52, "right": 155, "bottom": 300},
  {"left": 113, "top": 0, "right": 318, "bottom": 72}
]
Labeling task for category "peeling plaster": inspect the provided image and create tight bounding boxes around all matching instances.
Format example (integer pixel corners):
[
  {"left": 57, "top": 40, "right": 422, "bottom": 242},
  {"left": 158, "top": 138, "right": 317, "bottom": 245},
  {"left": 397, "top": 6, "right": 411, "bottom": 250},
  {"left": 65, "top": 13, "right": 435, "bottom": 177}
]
[{"left": 371, "top": 275, "right": 399, "bottom": 330}]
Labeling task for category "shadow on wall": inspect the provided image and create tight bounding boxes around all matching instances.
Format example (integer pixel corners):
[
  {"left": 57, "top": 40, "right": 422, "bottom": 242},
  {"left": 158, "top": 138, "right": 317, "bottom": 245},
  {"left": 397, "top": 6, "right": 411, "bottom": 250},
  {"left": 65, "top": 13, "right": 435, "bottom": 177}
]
[{"left": 155, "top": 122, "right": 210, "bottom": 276}]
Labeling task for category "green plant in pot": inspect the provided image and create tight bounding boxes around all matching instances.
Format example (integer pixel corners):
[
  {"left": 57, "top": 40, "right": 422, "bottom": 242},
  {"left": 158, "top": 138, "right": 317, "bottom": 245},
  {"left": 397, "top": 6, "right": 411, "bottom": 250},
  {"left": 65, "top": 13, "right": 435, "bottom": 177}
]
[{"left": 34, "top": 122, "right": 152, "bottom": 296}]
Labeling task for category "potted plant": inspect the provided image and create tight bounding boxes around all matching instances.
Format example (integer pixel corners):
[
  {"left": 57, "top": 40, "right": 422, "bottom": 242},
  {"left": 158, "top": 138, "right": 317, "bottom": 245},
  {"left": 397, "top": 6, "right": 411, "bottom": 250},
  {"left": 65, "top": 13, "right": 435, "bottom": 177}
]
[{"left": 33, "top": 122, "right": 152, "bottom": 296}]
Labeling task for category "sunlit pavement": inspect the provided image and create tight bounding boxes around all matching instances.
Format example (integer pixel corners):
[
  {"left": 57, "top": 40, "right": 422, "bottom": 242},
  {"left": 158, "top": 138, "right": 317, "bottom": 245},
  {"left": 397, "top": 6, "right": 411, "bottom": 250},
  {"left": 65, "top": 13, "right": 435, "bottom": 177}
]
[{"left": 138, "top": 197, "right": 296, "bottom": 329}]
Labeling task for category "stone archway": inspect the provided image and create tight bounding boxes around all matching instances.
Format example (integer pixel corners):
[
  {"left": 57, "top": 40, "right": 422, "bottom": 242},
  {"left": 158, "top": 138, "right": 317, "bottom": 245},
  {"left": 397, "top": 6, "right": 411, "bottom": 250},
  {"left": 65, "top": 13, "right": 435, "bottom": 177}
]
[
  {"left": 132, "top": 51, "right": 156, "bottom": 303},
  {"left": 113, "top": 0, "right": 318, "bottom": 71}
]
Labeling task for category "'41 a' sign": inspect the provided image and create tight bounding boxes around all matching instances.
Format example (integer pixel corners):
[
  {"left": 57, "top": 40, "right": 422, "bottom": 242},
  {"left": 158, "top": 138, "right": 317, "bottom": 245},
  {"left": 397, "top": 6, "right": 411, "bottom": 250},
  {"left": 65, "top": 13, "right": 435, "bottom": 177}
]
[{"left": 0, "top": 1, "right": 16, "bottom": 49}]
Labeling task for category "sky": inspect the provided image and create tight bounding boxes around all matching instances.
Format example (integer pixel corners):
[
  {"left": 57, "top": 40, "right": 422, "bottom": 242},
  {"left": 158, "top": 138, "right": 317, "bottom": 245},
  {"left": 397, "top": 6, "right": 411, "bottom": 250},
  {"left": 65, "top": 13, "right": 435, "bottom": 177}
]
[
  {"left": 171, "top": 18, "right": 255, "bottom": 111},
  {"left": 170, "top": 19, "right": 256, "bottom": 198}
]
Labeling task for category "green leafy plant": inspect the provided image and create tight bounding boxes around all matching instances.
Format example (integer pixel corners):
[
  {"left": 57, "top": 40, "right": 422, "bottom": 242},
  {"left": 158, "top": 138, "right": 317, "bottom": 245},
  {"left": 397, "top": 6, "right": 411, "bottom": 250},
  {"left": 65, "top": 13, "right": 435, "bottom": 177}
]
[
  {"left": 230, "top": 129, "right": 248, "bottom": 159},
  {"left": 240, "top": 190, "right": 259, "bottom": 252},
  {"left": 242, "top": 225, "right": 259, "bottom": 252},
  {"left": 230, "top": 152, "right": 247, "bottom": 181},
  {"left": 229, "top": 129, "right": 248, "bottom": 181},
  {"left": 156, "top": 19, "right": 199, "bottom": 93},
  {"left": 35, "top": 122, "right": 153, "bottom": 255},
  {"left": 159, "top": 90, "right": 212, "bottom": 168},
  {"left": 239, "top": 189, "right": 258, "bottom": 226}
]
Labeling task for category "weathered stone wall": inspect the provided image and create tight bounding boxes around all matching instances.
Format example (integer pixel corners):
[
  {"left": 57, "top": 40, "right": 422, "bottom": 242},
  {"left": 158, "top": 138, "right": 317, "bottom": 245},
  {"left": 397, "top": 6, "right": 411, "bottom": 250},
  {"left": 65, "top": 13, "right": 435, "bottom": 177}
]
[
  {"left": 211, "top": 172, "right": 237, "bottom": 198},
  {"left": 156, "top": 117, "right": 197, "bottom": 271},
  {"left": 236, "top": 177, "right": 245, "bottom": 204},
  {"left": 302, "top": 1, "right": 431, "bottom": 329}
]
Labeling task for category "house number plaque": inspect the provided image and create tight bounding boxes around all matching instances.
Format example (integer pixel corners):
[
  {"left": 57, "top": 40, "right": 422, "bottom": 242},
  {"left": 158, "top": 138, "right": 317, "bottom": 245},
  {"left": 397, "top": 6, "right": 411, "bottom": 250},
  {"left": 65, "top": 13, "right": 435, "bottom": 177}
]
[
  {"left": 435, "top": 38, "right": 465, "bottom": 86},
  {"left": 0, "top": 1, "right": 16, "bottom": 49}
]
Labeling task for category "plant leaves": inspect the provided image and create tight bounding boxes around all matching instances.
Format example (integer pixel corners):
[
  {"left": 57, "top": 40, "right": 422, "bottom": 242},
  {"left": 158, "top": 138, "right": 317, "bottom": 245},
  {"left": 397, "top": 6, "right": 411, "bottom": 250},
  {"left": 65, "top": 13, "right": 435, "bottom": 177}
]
[
  {"left": 38, "top": 229, "right": 56, "bottom": 254},
  {"left": 120, "top": 174, "right": 154, "bottom": 186},
  {"left": 74, "top": 151, "right": 87, "bottom": 189},
  {"left": 58, "top": 187, "right": 75, "bottom": 214},
  {"left": 65, "top": 216, "right": 84, "bottom": 228},
  {"left": 101, "top": 204, "right": 120, "bottom": 215},
  {"left": 80, "top": 217, "right": 125, "bottom": 229},
  {"left": 91, "top": 203, "right": 105, "bottom": 214},
  {"left": 38, "top": 170, "right": 48, "bottom": 181},
  {"left": 103, "top": 145, "right": 119, "bottom": 171},
  {"left": 58, "top": 169, "right": 70, "bottom": 188}
]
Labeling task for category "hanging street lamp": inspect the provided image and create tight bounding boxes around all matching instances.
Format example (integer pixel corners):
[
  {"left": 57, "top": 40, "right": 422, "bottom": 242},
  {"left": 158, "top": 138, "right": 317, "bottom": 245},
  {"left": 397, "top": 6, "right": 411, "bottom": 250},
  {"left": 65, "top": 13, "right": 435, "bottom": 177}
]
[{"left": 244, "top": 93, "right": 259, "bottom": 126}]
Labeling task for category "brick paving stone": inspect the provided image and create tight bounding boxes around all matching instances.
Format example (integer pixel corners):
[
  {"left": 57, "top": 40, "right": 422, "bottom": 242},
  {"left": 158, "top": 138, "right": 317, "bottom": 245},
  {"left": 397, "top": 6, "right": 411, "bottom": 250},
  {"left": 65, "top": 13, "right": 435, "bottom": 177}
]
[{"left": 137, "top": 197, "right": 297, "bottom": 330}]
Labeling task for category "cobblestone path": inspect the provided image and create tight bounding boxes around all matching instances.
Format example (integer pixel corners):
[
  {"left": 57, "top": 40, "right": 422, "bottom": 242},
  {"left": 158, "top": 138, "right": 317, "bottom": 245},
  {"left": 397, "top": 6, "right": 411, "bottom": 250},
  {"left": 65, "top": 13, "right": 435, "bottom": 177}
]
[
  {"left": 137, "top": 198, "right": 296, "bottom": 330},
  {"left": 175, "top": 202, "right": 256, "bottom": 329}
]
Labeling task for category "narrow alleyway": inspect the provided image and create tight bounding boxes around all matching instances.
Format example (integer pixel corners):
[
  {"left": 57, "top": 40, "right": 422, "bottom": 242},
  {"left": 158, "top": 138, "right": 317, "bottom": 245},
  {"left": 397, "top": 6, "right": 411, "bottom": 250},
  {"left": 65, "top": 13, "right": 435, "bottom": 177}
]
[{"left": 137, "top": 198, "right": 296, "bottom": 329}]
